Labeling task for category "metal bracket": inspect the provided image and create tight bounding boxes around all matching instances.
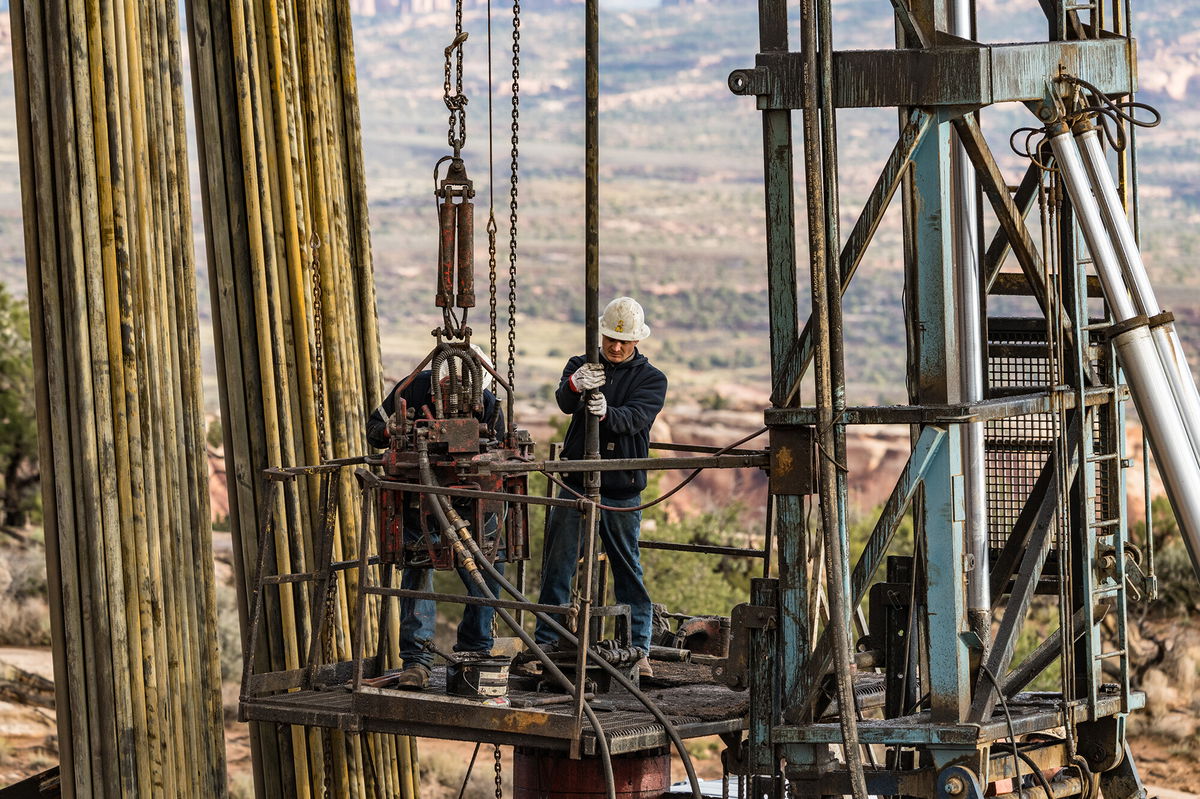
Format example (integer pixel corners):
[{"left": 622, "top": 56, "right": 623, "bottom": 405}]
[
  {"left": 768, "top": 425, "right": 817, "bottom": 495},
  {"left": 713, "top": 602, "right": 776, "bottom": 691}
]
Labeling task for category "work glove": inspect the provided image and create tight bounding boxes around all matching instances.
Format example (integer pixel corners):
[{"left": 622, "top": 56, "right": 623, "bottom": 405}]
[
  {"left": 587, "top": 392, "right": 607, "bottom": 419},
  {"left": 570, "top": 362, "right": 606, "bottom": 392}
]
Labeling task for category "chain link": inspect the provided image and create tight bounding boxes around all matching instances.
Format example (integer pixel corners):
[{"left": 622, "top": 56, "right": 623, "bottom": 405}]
[
  {"left": 444, "top": 0, "right": 468, "bottom": 154},
  {"left": 310, "top": 234, "right": 328, "bottom": 459},
  {"left": 493, "top": 744, "right": 503, "bottom": 799},
  {"left": 506, "top": 0, "right": 521, "bottom": 397},
  {"left": 488, "top": 212, "right": 499, "bottom": 362}
]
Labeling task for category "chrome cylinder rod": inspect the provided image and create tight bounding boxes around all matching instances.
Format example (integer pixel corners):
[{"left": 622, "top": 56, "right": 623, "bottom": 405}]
[
  {"left": 1076, "top": 126, "right": 1200, "bottom": 463},
  {"left": 1053, "top": 127, "right": 1200, "bottom": 578},
  {"left": 1114, "top": 325, "right": 1200, "bottom": 578},
  {"left": 1048, "top": 128, "right": 1138, "bottom": 321}
]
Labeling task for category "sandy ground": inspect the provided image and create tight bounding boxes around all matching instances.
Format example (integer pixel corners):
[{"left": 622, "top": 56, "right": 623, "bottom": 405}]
[{"left": 2, "top": 646, "right": 1197, "bottom": 796}]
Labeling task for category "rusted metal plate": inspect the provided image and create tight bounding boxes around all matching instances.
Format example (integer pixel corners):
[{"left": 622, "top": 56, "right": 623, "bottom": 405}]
[
  {"left": 353, "top": 685, "right": 583, "bottom": 739},
  {"left": 734, "top": 39, "right": 1134, "bottom": 109},
  {"left": 768, "top": 426, "right": 816, "bottom": 496},
  {"left": 513, "top": 746, "right": 671, "bottom": 799},
  {"left": 829, "top": 45, "right": 989, "bottom": 108},
  {"left": 428, "top": 417, "right": 481, "bottom": 453}
]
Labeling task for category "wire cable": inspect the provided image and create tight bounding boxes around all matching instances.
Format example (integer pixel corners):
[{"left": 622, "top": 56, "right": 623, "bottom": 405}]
[
  {"left": 980, "top": 663, "right": 1024, "bottom": 799},
  {"left": 541, "top": 426, "right": 768, "bottom": 513}
]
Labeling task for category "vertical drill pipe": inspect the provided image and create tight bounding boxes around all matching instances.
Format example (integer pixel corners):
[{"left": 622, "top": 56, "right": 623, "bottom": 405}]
[
  {"left": 45, "top": 0, "right": 128, "bottom": 790},
  {"left": 949, "top": 0, "right": 990, "bottom": 640},
  {"left": 185, "top": 0, "right": 284, "bottom": 791},
  {"left": 230, "top": 0, "right": 313, "bottom": 791},
  {"left": 801, "top": 0, "right": 866, "bottom": 794},
  {"left": 583, "top": 0, "right": 603, "bottom": 745},
  {"left": 1076, "top": 125, "right": 1200, "bottom": 463},
  {"left": 125, "top": 5, "right": 177, "bottom": 787},
  {"left": 457, "top": 199, "right": 476, "bottom": 307},
  {"left": 10, "top": 0, "right": 85, "bottom": 792},
  {"left": 584, "top": 0, "right": 600, "bottom": 469}
]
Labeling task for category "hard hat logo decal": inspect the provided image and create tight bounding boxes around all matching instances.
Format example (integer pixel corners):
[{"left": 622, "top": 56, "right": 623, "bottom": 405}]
[{"left": 598, "top": 296, "right": 651, "bottom": 341}]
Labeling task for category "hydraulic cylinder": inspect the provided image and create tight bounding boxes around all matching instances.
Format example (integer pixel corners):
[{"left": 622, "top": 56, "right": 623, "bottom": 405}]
[
  {"left": 1051, "top": 127, "right": 1200, "bottom": 579},
  {"left": 1075, "top": 125, "right": 1200, "bottom": 463}
]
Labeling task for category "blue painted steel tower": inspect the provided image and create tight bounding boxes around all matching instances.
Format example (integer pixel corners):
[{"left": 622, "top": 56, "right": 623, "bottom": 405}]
[{"left": 730, "top": 0, "right": 1159, "bottom": 795}]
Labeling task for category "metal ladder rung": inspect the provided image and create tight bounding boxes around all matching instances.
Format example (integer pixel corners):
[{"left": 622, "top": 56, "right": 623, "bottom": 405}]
[
  {"left": 1095, "top": 649, "right": 1126, "bottom": 660},
  {"left": 1090, "top": 518, "right": 1121, "bottom": 529},
  {"left": 1087, "top": 452, "right": 1120, "bottom": 463},
  {"left": 1093, "top": 584, "right": 1123, "bottom": 598}
]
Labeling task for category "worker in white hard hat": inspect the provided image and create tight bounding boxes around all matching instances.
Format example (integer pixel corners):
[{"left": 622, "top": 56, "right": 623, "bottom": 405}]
[
  {"left": 366, "top": 343, "right": 506, "bottom": 690},
  {"left": 533, "top": 297, "right": 668, "bottom": 678}
]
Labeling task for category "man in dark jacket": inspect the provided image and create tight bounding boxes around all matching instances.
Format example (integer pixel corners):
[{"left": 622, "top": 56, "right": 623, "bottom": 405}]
[
  {"left": 367, "top": 345, "right": 505, "bottom": 690},
  {"left": 533, "top": 297, "right": 667, "bottom": 676}
]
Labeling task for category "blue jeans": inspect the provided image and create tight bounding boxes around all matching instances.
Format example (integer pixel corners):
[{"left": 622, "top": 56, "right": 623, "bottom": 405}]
[
  {"left": 399, "top": 512, "right": 505, "bottom": 669},
  {"left": 534, "top": 493, "right": 651, "bottom": 655}
]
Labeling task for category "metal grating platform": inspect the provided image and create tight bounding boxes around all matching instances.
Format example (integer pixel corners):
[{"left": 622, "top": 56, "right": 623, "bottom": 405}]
[{"left": 241, "top": 664, "right": 749, "bottom": 755}]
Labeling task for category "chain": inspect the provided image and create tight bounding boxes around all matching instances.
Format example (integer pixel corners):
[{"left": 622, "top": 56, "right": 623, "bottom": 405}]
[
  {"left": 506, "top": 0, "right": 521, "bottom": 397},
  {"left": 488, "top": 214, "right": 499, "bottom": 362},
  {"left": 444, "top": 0, "right": 468, "bottom": 155},
  {"left": 310, "top": 234, "right": 329, "bottom": 459},
  {"left": 320, "top": 536, "right": 340, "bottom": 796},
  {"left": 486, "top": 0, "right": 499, "bottom": 363},
  {"left": 493, "top": 744, "right": 503, "bottom": 799}
]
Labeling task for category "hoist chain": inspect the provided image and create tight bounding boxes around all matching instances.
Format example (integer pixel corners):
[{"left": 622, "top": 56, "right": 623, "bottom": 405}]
[
  {"left": 444, "top": 0, "right": 468, "bottom": 155},
  {"left": 506, "top": 0, "right": 521, "bottom": 397},
  {"left": 310, "top": 234, "right": 329, "bottom": 459},
  {"left": 488, "top": 213, "right": 499, "bottom": 362},
  {"left": 319, "top": 471, "right": 340, "bottom": 798},
  {"left": 493, "top": 744, "right": 503, "bottom": 799}
]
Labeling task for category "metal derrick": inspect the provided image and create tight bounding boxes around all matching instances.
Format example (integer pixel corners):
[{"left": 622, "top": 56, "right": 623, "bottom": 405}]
[
  {"left": 12, "top": 0, "right": 1195, "bottom": 796},
  {"left": 729, "top": 0, "right": 1183, "bottom": 796}
]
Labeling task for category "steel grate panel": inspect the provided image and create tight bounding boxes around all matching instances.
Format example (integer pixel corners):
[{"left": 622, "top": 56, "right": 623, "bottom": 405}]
[
  {"left": 986, "top": 321, "right": 1058, "bottom": 548},
  {"left": 984, "top": 319, "right": 1117, "bottom": 547}
]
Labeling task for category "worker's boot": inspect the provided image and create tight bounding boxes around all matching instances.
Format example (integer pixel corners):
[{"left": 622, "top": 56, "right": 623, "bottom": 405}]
[
  {"left": 394, "top": 663, "right": 431, "bottom": 690},
  {"left": 636, "top": 656, "right": 654, "bottom": 678}
]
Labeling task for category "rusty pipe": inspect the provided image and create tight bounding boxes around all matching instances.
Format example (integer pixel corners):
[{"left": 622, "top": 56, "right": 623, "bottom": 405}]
[
  {"left": 437, "top": 200, "right": 456, "bottom": 309},
  {"left": 455, "top": 200, "right": 475, "bottom": 308}
]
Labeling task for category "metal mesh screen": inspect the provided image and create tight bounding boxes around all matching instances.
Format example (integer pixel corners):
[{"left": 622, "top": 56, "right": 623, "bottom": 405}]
[
  {"left": 985, "top": 320, "right": 1057, "bottom": 548},
  {"left": 984, "top": 318, "right": 1118, "bottom": 547}
]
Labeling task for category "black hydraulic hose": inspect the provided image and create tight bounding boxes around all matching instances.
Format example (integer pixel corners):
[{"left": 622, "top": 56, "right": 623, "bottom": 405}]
[
  {"left": 449, "top": 516, "right": 704, "bottom": 799},
  {"left": 416, "top": 444, "right": 617, "bottom": 799}
]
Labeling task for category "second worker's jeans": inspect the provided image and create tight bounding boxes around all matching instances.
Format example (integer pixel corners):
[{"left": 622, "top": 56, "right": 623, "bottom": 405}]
[
  {"left": 533, "top": 492, "right": 652, "bottom": 655},
  {"left": 399, "top": 511, "right": 505, "bottom": 669}
]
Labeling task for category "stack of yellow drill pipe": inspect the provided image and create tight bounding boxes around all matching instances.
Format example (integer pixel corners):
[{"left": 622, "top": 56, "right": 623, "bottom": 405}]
[
  {"left": 11, "top": 0, "right": 226, "bottom": 795},
  {"left": 185, "top": 0, "right": 413, "bottom": 797}
]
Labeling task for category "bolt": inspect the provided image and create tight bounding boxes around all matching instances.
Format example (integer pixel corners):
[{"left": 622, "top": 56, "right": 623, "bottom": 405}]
[{"left": 944, "top": 776, "right": 965, "bottom": 796}]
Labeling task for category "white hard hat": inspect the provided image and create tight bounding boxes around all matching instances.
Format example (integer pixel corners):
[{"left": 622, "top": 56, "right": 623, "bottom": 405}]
[
  {"left": 598, "top": 297, "right": 650, "bottom": 341},
  {"left": 436, "top": 343, "right": 494, "bottom": 391}
]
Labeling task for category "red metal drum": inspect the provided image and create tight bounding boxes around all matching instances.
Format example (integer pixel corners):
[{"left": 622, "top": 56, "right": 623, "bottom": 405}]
[{"left": 513, "top": 747, "right": 671, "bottom": 799}]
